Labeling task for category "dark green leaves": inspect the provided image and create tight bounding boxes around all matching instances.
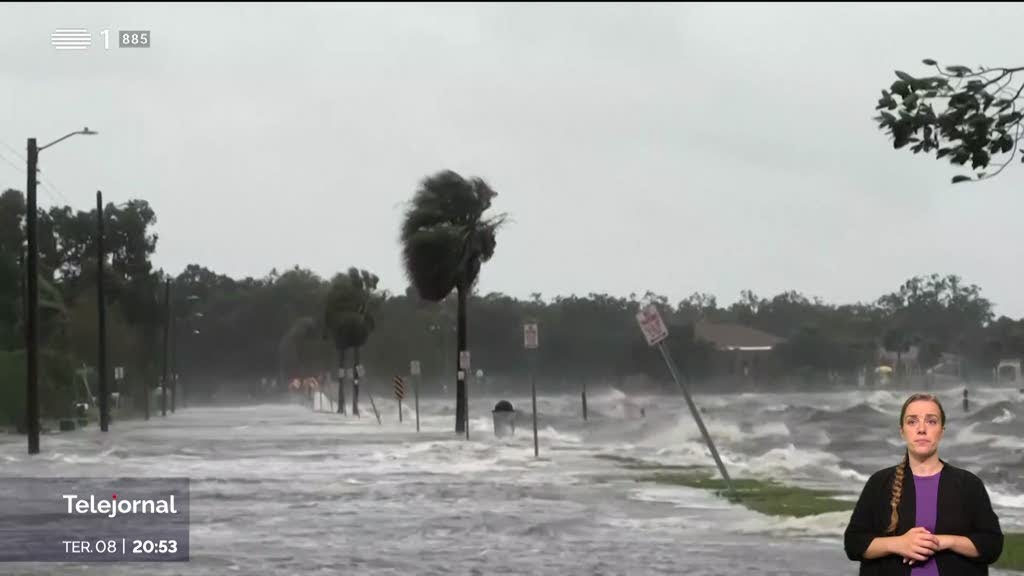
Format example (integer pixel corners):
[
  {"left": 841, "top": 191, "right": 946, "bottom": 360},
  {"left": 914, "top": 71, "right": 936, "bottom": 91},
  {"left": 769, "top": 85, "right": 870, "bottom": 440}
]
[
  {"left": 875, "top": 61, "right": 1023, "bottom": 181},
  {"left": 951, "top": 175, "right": 972, "bottom": 183},
  {"left": 325, "top": 268, "right": 380, "bottom": 350},
  {"left": 922, "top": 59, "right": 937, "bottom": 66},
  {"left": 400, "top": 170, "right": 507, "bottom": 302}
]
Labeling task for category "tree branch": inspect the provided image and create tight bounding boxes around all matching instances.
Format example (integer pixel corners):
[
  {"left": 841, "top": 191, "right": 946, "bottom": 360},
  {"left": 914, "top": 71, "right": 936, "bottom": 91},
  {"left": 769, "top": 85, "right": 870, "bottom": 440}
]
[
  {"left": 1010, "top": 79, "right": 1024, "bottom": 103},
  {"left": 931, "top": 64, "right": 1024, "bottom": 80},
  {"left": 976, "top": 122, "right": 1021, "bottom": 182}
]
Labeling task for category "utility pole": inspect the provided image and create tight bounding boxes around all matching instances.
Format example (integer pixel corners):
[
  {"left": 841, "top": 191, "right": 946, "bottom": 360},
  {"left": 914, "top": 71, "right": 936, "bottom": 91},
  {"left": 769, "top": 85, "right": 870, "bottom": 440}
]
[
  {"left": 23, "top": 127, "right": 97, "bottom": 455},
  {"left": 161, "top": 280, "right": 171, "bottom": 417},
  {"left": 25, "top": 138, "right": 39, "bottom": 454},
  {"left": 97, "top": 191, "right": 109, "bottom": 432},
  {"left": 170, "top": 314, "right": 177, "bottom": 414}
]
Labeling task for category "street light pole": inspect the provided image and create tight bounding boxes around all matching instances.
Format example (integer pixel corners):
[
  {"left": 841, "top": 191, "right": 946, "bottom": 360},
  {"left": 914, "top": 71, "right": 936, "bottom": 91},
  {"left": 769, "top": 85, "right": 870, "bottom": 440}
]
[
  {"left": 25, "top": 138, "right": 39, "bottom": 454},
  {"left": 24, "top": 127, "right": 96, "bottom": 455}
]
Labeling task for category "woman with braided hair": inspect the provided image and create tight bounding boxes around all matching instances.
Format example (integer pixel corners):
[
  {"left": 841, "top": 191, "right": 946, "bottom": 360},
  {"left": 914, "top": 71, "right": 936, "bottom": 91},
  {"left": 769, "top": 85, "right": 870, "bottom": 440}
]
[{"left": 844, "top": 393, "right": 1003, "bottom": 575}]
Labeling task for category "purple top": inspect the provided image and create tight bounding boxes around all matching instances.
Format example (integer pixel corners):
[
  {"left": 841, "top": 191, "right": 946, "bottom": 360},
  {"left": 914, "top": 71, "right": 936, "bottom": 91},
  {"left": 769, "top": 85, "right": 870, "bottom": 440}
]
[{"left": 911, "top": 470, "right": 941, "bottom": 576}]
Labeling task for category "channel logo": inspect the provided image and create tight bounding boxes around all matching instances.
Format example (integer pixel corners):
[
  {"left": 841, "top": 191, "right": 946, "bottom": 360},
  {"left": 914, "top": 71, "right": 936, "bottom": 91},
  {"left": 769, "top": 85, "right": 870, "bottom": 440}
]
[{"left": 51, "top": 28, "right": 92, "bottom": 50}]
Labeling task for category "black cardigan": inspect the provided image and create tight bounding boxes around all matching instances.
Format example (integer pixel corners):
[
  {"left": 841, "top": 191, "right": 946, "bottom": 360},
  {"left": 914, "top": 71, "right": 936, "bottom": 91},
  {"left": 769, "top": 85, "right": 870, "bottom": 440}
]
[{"left": 844, "top": 459, "right": 1003, "bottom": 575}]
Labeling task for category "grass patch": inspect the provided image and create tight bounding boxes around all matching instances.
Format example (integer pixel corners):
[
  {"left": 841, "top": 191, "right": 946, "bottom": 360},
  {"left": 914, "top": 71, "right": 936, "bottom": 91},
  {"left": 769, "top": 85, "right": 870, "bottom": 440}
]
[
  {"left": 597, "top": 455, "right": 1024, "bottom": 571},
  {"left": 596, "top": 454, "right": 854, "bottom": 518},
  {"left": 997, "top": 533, "right": 1024, "bottom": 572},
  {"left": 648, "top": 471, "right": 855, "bottom": 517}
]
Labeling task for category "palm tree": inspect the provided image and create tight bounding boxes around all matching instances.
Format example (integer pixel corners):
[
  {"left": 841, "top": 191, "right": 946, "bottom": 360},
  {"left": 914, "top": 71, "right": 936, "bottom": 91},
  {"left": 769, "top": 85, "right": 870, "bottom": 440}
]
[
  {"left": 400, "top": 170, "right": 506, "bottom": 433},
  {"left": 324, "top": 268, "right": 379, "bottom": 416}
]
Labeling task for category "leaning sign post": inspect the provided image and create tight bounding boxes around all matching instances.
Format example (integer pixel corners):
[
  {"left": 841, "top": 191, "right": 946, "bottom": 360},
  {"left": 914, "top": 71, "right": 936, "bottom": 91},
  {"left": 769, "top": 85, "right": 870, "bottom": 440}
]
[
  {"left": 524, "top": 322, "right": 539, "bottom": 458},
  {"left": 636, "top": 303, "right": 736, "bottom": 499},
  {"left": 410, "top": 360, "right": 421, "bottom": 432}
]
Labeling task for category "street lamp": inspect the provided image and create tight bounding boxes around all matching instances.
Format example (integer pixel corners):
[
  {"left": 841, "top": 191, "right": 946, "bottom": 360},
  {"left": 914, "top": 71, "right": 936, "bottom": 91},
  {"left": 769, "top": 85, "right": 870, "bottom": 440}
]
[{"left": 26, "top": 127, "right": 98, "bottom": 455}]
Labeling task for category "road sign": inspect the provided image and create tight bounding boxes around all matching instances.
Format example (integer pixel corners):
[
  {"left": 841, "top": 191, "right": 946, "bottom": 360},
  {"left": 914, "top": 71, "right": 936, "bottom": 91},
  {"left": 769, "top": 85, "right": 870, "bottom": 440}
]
[
  {"left": 346, "top": 368, "right": 354, "bottom": 379},
  {"left": 393, "top": 376, "right": 406, "bottom": 400},
  {"left": 524, "top": 323, "right": 539, "bottom": 349},
  {"left": 460, "top": 350, "right": 471, "bottom": 370},
  {"left": 410, "top": 360, "right": 421, "bottom": 376},
  {"left": 636, "top": 304, "right": 669, "bottom": 346},
  {"left": 356, "top": 365, "right": 366, "bottom": 378},
  {"left": 114, "top": 366, "right": 124, "bottom": 380}
]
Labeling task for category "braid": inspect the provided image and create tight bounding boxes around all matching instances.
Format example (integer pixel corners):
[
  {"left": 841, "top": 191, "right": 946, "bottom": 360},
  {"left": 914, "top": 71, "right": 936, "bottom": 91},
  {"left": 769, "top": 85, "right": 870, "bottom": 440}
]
[{"left": 886, "top": 452, "right": 908, "bottom": 534}]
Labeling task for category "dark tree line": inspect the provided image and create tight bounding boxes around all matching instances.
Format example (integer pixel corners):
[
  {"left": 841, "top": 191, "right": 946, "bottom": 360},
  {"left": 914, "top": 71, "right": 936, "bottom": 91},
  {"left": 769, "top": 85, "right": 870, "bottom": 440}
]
[{"left": 3, "top": 185, "right": 1024, "bottom": 425}]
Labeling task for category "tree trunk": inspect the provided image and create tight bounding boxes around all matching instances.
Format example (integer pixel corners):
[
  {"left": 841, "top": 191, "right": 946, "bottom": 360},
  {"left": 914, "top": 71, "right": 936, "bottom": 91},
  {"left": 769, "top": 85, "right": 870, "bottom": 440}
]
[
  {"left": 897, "top": 351, "right": 903, "bottom": 385},
  {"left": 352, "top": 346, "right": 360, "bottom": 417},
  {"left": 337, "top": 347, "right": 346, "bottom": 414},
  {"left": 455, "top": 285, "right": 468, "bottom": 433}
]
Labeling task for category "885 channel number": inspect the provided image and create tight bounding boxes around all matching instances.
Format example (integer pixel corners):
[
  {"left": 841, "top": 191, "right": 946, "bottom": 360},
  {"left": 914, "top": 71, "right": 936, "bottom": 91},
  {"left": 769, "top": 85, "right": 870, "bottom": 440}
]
[{"left": 63, "top": 539, "right": 180, "bottom": 556}]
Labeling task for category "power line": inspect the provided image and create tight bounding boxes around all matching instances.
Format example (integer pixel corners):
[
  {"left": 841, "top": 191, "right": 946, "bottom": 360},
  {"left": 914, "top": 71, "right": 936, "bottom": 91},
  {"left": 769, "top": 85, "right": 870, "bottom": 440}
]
[
  {"left": 0, "top": 139, "right": 26, "bottom": 163},
  {"left": 0, "top": 150, "right": 22, "bottom": 174},
  {"left": 0, "top": 150, "right": 65, "bottom": 206},
  {"left": 0, "top": 147, "right": 75, "bottom": 207},
  {"left": 37, "top": 173, "right": 72, "bottom": 206}
]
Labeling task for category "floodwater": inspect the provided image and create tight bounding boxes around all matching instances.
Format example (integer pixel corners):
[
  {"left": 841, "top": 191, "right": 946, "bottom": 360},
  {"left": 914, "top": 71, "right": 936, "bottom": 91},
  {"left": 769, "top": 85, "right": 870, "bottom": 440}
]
[{"left": 1, "top": 381, "right": 1021, "bottom": 575}]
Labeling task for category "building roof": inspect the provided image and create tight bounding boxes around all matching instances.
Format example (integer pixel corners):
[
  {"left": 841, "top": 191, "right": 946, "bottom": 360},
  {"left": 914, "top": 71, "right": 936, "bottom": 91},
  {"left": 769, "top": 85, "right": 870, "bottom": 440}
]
[{"left": 694, "top": 322, "right": 785, "bottom": 351}]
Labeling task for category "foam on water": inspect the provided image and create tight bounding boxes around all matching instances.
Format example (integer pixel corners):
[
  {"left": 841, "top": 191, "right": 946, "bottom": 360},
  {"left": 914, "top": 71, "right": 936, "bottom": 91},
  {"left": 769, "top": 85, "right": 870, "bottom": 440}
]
[
  {"left": 990, "top": 489, "right": 1024, "bottom": 509},
  {"left": 951, "top": 422, "right": 1024, "bottom": 450},
  {"left": 2, "top": 388, "right": 1022, "bottom": 576},
  {"left": 733, "top": 510, "right": 851, "bottom": 537},
  {"left": 865, "top": 390, "right": 903, "bottom": 411},
  {"left": 993, "top": 408, "right": 1015, "bottom": 424}
]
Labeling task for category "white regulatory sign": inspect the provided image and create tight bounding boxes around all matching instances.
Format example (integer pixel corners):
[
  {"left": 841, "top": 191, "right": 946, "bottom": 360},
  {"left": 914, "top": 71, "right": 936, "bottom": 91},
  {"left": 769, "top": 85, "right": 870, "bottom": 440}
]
[
  {"left": 410, "top": 360, "right": 421, "bottom": 376},
  {"left": 524, "top": 323, "right": 539, "bottom": 349},
  {"left": 636, "top": 304, "right": 669, "bottom": 346}
]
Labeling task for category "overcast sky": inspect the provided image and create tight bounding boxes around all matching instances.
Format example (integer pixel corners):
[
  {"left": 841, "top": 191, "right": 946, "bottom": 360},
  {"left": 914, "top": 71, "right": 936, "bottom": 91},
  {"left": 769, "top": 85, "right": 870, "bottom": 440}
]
[{"left": 2, "top": 3, "right": 1023, "bottom": 317}]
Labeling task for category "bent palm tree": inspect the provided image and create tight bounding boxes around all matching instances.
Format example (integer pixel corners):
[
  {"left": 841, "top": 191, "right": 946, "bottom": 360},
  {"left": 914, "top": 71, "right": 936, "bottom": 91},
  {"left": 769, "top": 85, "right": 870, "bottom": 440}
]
[
  {"left": 400, "top": 170, "right": 506, "bottom": 433},
  {"left": 324, "top": 268, "right": 380, "bottom": 416}
]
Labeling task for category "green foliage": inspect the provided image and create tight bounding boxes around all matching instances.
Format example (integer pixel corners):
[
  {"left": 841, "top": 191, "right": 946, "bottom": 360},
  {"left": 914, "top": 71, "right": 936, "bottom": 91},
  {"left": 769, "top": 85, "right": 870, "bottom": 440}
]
[
  {"left": 324, "top": 267, "right": 381, "bottom": 353},
  {"left": 648, "top": 472, "right": 855, "bottom": 517},
  {"left": 400, "top": 170, "right": 506, "bottom": 301},
  {"left": 150, "top": 271, "right": 1014, "bottom": 390},
  {"left": 602, "top": 456, "right": 854, "bottom": 517},
  {"left": 875, "top": 61, "right": 1024, "bottom": 182},
  {"left": 0, "top": 350, "right": 26, "bottom": 426}
]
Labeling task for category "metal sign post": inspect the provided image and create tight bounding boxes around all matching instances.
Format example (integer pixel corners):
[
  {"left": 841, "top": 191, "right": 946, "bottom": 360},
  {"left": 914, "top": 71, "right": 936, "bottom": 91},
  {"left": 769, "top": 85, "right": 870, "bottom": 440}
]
[
  {"left": 367, "top": 389, "right": 382, "bottom": 425},
  {"left": 394, "top": 376, "right": 406, "bottom": 422},
  {"left": 460, "top": 351, "right": 471, "bottom": 440},
  {"left": 636, "top": 304, "right": 736, "bottom": 499},
  {"left": 410, "top": 360, "right": 421, "bottom": 432},
  {"left": 525, "top": 322, "right": 539, "bottom": 458}
]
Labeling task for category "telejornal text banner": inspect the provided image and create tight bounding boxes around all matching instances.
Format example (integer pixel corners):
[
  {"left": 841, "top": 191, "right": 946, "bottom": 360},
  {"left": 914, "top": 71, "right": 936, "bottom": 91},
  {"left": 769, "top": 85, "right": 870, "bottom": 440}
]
[{"left": 0, "top": 478, "right": 189, "bottom": 562}]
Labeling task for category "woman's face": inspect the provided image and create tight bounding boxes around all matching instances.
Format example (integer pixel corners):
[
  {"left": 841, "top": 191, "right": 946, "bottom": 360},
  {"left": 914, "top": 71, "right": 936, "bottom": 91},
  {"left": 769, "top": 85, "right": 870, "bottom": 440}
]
[{"left": 900, "top": 400, "right": 944, "bottom": 459}]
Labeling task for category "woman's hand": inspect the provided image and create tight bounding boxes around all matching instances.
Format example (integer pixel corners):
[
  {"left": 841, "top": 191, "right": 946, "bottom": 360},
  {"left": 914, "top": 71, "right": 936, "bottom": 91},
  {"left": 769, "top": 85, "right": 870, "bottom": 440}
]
[{"left": 894, "top": 527, "right": 940, "bottom": 564}]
